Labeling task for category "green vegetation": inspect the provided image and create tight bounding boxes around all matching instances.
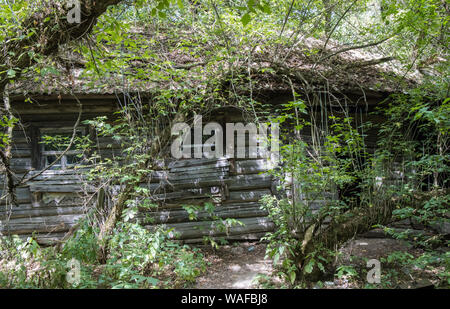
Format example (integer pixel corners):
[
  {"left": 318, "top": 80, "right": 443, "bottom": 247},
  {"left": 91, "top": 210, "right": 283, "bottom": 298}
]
[
  {"left": 1, "top": 0, "right": 449, "bottom": 288},
  {"left": 0, "top": 219, "right": 205, "bottom": 288}
]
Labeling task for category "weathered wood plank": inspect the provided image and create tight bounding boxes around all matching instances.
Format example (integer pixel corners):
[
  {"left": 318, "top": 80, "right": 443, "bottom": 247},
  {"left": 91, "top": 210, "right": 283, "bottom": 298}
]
[
  {"left": 150, "top": 186, "right": 223, "bottom": 202},
  {"left": 0, "top": 187, "right": 31, "bottom": 205},
  {"left": 28, "top": 179, "right": 85, "bottom": 185},
  {"left": 162, "top": 177, "right": 231, "bottom": 190},
  {"left": 1, "top": 214, "right": 84, "bottom": 225},
  {"left": 169, "top": 161, "right": 230, "bottom": 173},
  {"left": 11, "top": 149, "right": 32, "bottom": 158},
  {"left": 140, "top": 202, "right": 266, "bottom": 224},
  {"left": 0, "top": 214, "right": 83, "bottom": 234},
  {"left": 227, "top": 189, "right": 272, "bottom": 202},
  {"left": 13, "top": 105, "right": 116, "bottom": 115},
  {"left": 155, "top": 198, "right": 221, "bottom": 209},
  {"left": 27, "top": 168, "right": 91, "bottom": 178},
  {"left": 10, "top": 158, "right": 32, "bottom": 170},
  {"left": 146, "top": 216, "right": 274, "bottom": 240},
  {"left": 168, "top": 157, "right": 228, "bottom": 169},
  {"left": 29, "top": 184, "right": 95, "bottom": 193},
  {"left": 148, "top": 170, "right": 169, "bottom": 182},
  {"left": 0, "top": 206, "right": 85, "bottom": 220},
  {"left": 182, "top": 232, "right": 267, "bottom": 244},
  {"left": 16, "top": 232, "right": 67, "bottom": 245},
  {"left": 228, "top": 174, "right": 272, "bottom": 190},
  {"left": 167, "top": 170, "right": 229, "bottom": 182},
  {"left": 232, "top": 159, "right": 273, "bottom": 175}
]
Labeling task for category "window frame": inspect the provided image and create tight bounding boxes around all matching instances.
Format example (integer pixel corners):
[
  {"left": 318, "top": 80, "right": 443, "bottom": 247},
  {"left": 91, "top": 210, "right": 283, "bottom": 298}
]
[{"left": 39, "top": 127, "right": 86, "bottom": 170}]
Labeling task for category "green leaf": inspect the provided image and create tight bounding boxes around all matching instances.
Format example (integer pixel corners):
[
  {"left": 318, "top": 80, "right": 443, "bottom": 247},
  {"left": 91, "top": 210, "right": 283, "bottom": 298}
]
[
  {"left": 289, "top": 271, "right": 296, "bottom": 284},
  {"left": 304, "top": 260, "right": 314, "bottom": 274},
  {"left": 262, "top": 4, "right": 271, "bottom": 14},
  {"left": 41, "top": 66, "right": 59, "bottom": 76},
  {"left": 241, "top": 13, "right": 251, "bottom": 26},
  {"left": 7, "top": 69, "right": 16, "bottom": 78},
  {"left": 158, "top": 11, "right": 167, "bottom": 19}
]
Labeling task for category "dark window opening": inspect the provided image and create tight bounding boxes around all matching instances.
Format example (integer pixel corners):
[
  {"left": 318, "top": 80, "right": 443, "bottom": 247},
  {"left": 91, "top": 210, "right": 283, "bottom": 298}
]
[{"left": 39, "top": 127, "right": 86, "bottom": 169}]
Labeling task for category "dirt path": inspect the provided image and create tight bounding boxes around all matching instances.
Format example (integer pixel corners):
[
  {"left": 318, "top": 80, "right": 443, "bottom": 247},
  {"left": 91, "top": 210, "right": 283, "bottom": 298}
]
[
  {"left": 192, "top": 237, "right": 442, "bottom": 289},
  {"left": 194, "top": 242, "right": 273, "bottom": 289}
]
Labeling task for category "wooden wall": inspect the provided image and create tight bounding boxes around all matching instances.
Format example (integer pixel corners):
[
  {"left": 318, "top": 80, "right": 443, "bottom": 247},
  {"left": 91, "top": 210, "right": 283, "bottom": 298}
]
[
  {"left": 139, "top": 157, "right": 276, "bottom": 242},
  {"left": 1, "top": 96, "right": 120, "bottom": 244},
  {"left": 1, "top": 97, "right": 277, "bottom": 244},
  {"left": 1, "top": 93, "right": 384, "bottom": 245}
]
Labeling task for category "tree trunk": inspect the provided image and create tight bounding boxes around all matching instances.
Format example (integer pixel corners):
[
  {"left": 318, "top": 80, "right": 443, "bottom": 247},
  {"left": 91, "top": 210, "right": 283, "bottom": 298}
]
[
  {"left": 323, "top": 0, "right": 333, "bottom": 36},
  {"left": 96, "top": 112, "right": 186, "bottom": 262},
  {"left": 295, "top": 195, "right": 399, "bottom": 283},
  {"left": 0, "top": 0, "right": 123, "bottom": 94},
  {"left": 0, "top": 85, "right": 18, "bottom": 206}
]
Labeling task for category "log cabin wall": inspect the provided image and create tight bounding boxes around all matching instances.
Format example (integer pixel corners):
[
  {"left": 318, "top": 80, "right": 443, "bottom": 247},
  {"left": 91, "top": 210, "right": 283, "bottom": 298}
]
[
  {"left": 131, "top": 107, "right": 277, "bottom": 242},
  {"left": 0, "top": 97, "right": 277, "bottom": 244},
  {"left": 1, "top": 95, "right": 120, "bottom": 244},
  {"left": 1, "top": 93, "right": 385, "bottom": 245}
]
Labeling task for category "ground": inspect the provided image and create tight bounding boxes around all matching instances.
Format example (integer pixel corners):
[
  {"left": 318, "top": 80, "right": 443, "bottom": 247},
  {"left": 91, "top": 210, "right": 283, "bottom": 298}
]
[
  {"left": 192, "top": 237, "right": 447, "bottom": 289},
  {"left": 194, "top": 242, "right": 275, "bottom": 289}
]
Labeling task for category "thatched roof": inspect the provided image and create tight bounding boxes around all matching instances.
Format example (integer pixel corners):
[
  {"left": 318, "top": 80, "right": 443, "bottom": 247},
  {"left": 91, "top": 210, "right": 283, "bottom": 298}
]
[{"left": 9, "top": 29, "right": 422, "bottom": 99}]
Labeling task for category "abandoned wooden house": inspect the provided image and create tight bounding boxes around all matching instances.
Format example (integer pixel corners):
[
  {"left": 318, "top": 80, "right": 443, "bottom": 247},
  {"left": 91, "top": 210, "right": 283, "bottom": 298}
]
[{"left": 0, "top": 38, "right": 420, "bottom": 245}]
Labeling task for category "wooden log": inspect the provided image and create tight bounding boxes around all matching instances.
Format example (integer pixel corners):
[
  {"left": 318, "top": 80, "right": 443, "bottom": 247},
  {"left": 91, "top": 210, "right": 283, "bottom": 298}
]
[
  {"left": 11, "top": 149, "right": 32, "bottom": 158},
  {"left": 162, "top": 177, "right": 231, "bottom": 190},
  {"left": 27, "top": 168, "right": 91, "bottom": 178},
  {"left": 227, "top": 189, "right": 272, "bottom": 202},
  {"left": 168, "top": 157, "right": 229, "bottom": 169},
  {"left": 0, "top": 214, "right": 83, "bottom": 234},
  {"left": 169, "top": 161, "right": 230, "bottom": 173},
  {"left": 166, "top": 175, "right": 228, "bottom": 185},
  {"left": 28, "top": 179, "right": 85, "bottom": 185},
  {"left": 167, "top": 169, "right": 229, "bottom": 181},
  {"left": 0, "top": 206, "right": 85, "bottom": 220},
  {"left": 169, "top": 165, "right": 229, "bottom": 175},
  {"left": 10, "top": 143, "right": 31, "bottom": 151},
  {"left": 13, "top": 105, "right": 116, "bottom": 115},
  {"left": 232, "top": 159, "right": 273, "bottom": 175},
  {"left": 228, "top": 174, "right": 272, "bottom": 190},
  {"left": 1, "top": 213, "right": 84, "bottom": 225},
  {"left": 26, "top": 174, "right": 87, "bottom": 182},
  {"left": 10, "top": 137, "right": 30, "bottom": 144},
  {"left": 40, "top": 194, "right": 84, "bottom": 207},
  {"left": 148, "top": 170, "right": 169, "bottom": 182},
  {"left": 182, "top": 232, "right": 268, "bottom": 244},
  {"left": 146, "top": 216, "right": 274, "bottom": 240},
  {"left": 29, "top": 183, "right": 95, "bottom": 193},
  {"left": 0, "top": 201, "right": 82, "bottom": 211},
  {"left": 140, "top": 202, "right": 267, "bottom": 224},
  {"left": 0, "top": 187, "right": 31, "bottom": 205},
  {"left": 0, "top": 222, "right": 74, "bottom": 235},
  {"left": 16, "top": 232, "right": 67, "bottom": 245},
  {"left": 10, "top": 158, "right": 32, "bottom": 170},
  {"left": 150, "top": 186, "right": 223, "bottom": 202},
  {"left": 147, "top": 201, "right": 261, "bottom": 212}
]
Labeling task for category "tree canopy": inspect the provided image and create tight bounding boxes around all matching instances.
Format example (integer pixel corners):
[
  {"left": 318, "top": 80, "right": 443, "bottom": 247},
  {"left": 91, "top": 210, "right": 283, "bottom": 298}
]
[{"left": 0, "top": 0, "right": 448, "bottom": 290}]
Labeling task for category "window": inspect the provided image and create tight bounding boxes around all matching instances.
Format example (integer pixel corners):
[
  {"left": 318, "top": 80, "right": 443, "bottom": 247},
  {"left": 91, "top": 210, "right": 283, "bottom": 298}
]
[{"left": 40, "top": 127, "right": 86, "bottom": 169}]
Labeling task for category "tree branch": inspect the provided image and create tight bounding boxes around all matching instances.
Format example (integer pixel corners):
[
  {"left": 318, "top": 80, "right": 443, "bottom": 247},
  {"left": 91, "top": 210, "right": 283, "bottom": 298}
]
[
  {"left": 319, "top": 36, "right": 394, "bottom": 62},
  {"left": 0, "top": 0, "right": 123, "bottom": 93}
]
